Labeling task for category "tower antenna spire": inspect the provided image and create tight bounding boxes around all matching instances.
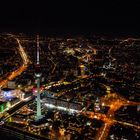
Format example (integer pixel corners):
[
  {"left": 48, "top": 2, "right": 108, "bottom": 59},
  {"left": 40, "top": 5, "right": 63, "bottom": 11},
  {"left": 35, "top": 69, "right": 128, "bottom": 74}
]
[{"left": 37, "top": 34, "right": 40, "bottom": 65}]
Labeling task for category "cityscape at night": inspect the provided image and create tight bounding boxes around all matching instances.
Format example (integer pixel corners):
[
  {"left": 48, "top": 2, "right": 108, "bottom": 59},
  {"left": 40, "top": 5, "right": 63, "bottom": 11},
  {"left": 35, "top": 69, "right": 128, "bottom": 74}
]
[
  {"left": 0, "top": 1, "right": 140, "bottom": 140},
  {"left": 0, "top": 33, "right": 139, "bottom": 140}
]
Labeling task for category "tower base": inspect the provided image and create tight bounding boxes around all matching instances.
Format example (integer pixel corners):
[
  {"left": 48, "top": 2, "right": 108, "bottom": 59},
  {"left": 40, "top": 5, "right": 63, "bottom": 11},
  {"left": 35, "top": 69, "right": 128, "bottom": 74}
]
[{"left": 35, "top": 115, "right": 44, "bottom": 121}]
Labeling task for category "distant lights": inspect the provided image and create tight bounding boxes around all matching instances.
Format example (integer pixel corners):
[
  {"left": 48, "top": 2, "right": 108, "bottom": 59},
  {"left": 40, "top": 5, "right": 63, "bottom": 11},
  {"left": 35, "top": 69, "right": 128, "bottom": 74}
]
[
  {"left": 102, "top": 102, "right": 105, "bottom": 106},
  {"left": 44, "top": 103, "right": 79, "bottom": 113},
  {"left": 17, "top": 85, "right": 21, "bottom": 88},
  {"left": 3, "top": 91, "right": 13, "bottom": 98},
  {"left": 106, "top": 86, "right": 111, "bottom": 91},
  {"left": 94, "top": 115, "right": 97, "bottom": 119},
  {"left": 86, "top": 121, "right": 91, "bottom": 126},
  {"left": 35, "top": 73, "right": 42, "bottom": 77},
  {"left": 45, "top": 103, "right": 55, "bottom": 108},
  {"left": 101, "top": 72, "right": 106, "bottom": 77}
]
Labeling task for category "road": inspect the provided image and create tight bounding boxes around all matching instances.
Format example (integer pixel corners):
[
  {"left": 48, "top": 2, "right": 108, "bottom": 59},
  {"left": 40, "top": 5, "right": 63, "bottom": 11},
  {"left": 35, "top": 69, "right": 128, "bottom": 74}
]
[
  {"left": 43, "top": 72, "right": 140, "bottom": 140},
  {"left": 0, "top": 35, "right": 29, "bottom": 87},
  {"left": 2, "top": 96, "right": 35, "bottom": 122},
  {"left": 0, "top": 35, "right": 31, "bottom": 123},
  {"left": 83, "top": 85, "right": 140, "bottom": 140}
]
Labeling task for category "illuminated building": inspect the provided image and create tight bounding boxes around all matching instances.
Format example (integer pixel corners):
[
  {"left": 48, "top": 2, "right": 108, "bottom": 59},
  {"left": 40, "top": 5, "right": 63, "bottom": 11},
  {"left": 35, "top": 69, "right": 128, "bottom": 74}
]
[
  {"left": 1, "top": 88, "right": 24, "bottom": 101},
  {"left": 7, "top": 81, "right": 16, "bottom": 89},
  {"left": 80, "top": 64, "right": 85, "bottom": 76},
  {"left": 2, "top": 88, "right": 15, "bottom": 100},
  {"left": 0, "top": 101, "right": 6, "bottom": 112}
]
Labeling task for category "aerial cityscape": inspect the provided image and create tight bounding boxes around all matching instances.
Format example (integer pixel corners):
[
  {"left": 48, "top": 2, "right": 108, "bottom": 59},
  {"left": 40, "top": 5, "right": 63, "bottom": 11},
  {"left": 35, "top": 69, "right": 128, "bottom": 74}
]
[
  {"left": 0, "top": 1, "right": 140, "bottom": 140},
  {"left": 0, "top": 33, "right": 139, "bottom": 140}
]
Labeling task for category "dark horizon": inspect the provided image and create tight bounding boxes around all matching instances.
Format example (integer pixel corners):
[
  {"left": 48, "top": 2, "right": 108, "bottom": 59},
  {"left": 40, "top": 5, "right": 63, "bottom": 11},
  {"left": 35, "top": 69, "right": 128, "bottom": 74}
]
[
  {"left": 1, "top": 26, "right": 140, "bottom": 38},
  {"left": 0, "top": 1, "right": 140, "bottom": 37}
]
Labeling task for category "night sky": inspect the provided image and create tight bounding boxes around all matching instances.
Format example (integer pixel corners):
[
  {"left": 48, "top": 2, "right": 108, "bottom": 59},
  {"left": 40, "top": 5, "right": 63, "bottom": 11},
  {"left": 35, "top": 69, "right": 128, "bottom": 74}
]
[{"left": 0, "top": 1, "right": 140, "bottom": 36}]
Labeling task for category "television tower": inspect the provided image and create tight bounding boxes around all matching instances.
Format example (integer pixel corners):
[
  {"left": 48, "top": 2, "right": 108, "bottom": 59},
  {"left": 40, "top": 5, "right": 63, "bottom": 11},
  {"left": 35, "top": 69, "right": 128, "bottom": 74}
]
[{"left": 35, "top": 35, "right": 43, "bottom": 121}]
